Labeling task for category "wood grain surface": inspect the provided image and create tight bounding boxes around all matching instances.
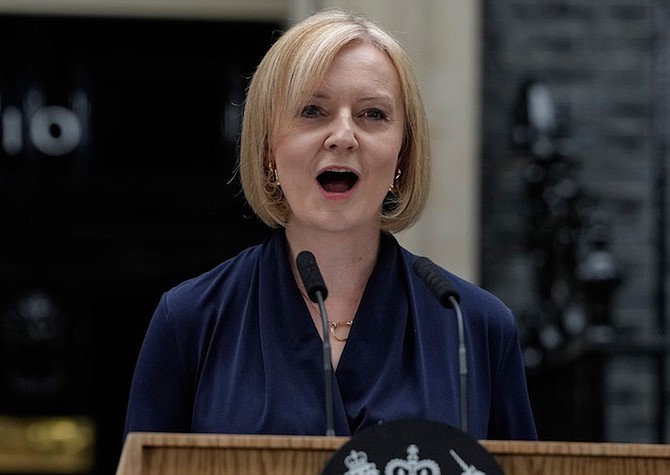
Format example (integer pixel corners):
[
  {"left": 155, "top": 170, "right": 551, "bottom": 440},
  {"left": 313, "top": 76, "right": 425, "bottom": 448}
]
[{"left": 116, "top": 432, "right": 670, "bottom": 475}]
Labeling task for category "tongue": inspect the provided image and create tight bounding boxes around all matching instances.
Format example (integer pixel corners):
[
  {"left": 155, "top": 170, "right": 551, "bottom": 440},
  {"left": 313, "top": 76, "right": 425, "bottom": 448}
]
[{"left": 323, "top": 179, "right": 351, "bottom": 193}]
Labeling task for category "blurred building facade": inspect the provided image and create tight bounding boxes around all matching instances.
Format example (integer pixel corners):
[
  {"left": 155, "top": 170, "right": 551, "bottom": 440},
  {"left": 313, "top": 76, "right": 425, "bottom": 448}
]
[{"left": 480, "top": 0, "right": 666, "bottom": 444}]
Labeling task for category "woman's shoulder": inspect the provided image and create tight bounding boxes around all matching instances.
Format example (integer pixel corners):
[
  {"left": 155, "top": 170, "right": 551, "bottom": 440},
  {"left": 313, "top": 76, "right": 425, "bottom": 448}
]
[
  {"left": 175, "top": 246, "right": 258, "bottom": 291},
  {"left": 163, "top": 231, "right": 278, "bottom": 310},
  {"left": 398, "top": 244, "right": 516, "bottom": 327}
]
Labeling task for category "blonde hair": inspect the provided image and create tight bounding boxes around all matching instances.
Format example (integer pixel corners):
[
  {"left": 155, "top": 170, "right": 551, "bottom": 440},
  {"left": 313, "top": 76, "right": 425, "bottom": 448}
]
[{"left": 239, "top": 7, "right": 431, "bottom": 234}]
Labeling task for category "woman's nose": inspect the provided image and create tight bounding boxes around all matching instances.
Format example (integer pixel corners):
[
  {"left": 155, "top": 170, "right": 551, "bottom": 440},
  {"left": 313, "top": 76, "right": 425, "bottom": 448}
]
[{"left": 323, "top": 113, "right": 358, "bottom": 150}]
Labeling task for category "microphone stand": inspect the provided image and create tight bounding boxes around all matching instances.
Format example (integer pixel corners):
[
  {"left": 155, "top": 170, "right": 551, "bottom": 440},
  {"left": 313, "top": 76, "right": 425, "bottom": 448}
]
[
  {"left": 315, "top": 290, "right": 335, "bottom": 437},
  {"left": 414, "top": 257, "right": 468, "bottom": 434},
  {"left": 451, "top": 296, "right": 468, "bottom": 435},
  {"left": 296, "top": 250, "right": 335, "bottom": 436}
]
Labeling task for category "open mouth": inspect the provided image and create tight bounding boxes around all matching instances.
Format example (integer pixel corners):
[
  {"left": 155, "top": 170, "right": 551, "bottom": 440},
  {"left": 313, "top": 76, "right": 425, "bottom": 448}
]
[{"left": 317, "top": 169, "right": 359, "bottom": 193}]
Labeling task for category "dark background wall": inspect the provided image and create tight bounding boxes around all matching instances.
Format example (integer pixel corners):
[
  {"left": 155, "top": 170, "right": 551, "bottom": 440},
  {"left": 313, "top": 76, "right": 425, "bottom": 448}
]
[
  {"left": 0, "top": 15, "right": 275, "bottom": 474},
  {"left": 480, "top": 0, "right": 666, "bottom": 443}
]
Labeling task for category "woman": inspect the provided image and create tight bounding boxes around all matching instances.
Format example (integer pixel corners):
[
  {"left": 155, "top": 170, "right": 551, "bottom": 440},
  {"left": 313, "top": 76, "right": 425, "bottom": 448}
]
[{"left": 123, "top": 7, "right": 537, "bottom": 441}]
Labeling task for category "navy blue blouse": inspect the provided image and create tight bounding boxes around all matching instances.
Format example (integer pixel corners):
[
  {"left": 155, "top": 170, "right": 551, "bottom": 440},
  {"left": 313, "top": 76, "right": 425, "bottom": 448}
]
[{"left": 123, "top": 230, "right": 537, "bottom": 440}]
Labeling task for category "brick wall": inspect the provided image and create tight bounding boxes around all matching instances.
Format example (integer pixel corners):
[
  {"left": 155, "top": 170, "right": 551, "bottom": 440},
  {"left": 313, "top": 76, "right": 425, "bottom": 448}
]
[{"left": 480, "top": 0, "right": 664, "bottom": 442}]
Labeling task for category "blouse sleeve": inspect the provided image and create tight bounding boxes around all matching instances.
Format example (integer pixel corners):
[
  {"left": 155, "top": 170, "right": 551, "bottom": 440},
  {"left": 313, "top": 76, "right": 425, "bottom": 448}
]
[
  {"left": 122, "top": 292, "right": 194, "bottom": 438},
  {"left": 487, "top": 317, "right": 538, "bottom": 440}
]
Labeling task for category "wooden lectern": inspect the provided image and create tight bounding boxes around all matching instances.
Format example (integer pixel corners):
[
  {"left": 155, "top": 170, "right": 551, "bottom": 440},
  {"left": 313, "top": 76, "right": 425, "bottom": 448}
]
[{"left": 116, "top": 432, "right": 670, "bottom": 475}]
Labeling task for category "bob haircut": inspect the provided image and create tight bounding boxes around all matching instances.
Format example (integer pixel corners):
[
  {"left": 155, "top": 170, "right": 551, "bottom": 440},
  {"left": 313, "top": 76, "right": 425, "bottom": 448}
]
[{"left": 239, "top": 7, "right": 431, "bottom": 234}]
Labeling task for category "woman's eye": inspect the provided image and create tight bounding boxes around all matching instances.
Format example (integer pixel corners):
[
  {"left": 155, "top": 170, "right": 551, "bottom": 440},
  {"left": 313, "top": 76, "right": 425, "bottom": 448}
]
[
  {"left": 364, "top": 109, "right": 387, "bottom": 120},
  {"left": 300, "top": 105, "right": 320, "bottom": 117}
]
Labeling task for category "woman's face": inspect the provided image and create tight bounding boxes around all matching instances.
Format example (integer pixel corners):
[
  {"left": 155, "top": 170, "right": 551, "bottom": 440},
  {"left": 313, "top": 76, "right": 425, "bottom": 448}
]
[{"left": 272, "top": 41, "right": 405, "bottom": 235}]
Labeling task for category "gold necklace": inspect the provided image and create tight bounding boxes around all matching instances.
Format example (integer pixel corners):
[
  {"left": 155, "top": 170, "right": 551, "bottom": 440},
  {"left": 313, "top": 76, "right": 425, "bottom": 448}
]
[
  {"left": 300, "top": 290, "right": 354, "bottom": 342},
  {"left": 328, "top": 319, "right": 354, "bottom": 342}
]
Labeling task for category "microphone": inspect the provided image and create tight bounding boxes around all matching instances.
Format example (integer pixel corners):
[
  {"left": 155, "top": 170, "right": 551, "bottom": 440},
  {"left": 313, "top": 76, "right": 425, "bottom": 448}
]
[
  {"left": 297, "top": 250, "right": 329, "bottom": 302},
  {"left": 413, "top": 256, "right": 468, "bottom": 434},
  {"left": 296, "top": 250, "right": 335, "bottom": 436}
]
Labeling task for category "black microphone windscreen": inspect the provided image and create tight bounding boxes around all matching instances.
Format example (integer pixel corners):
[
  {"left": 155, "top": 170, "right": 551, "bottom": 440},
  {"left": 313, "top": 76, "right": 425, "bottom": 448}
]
[
  {"left": 296, "top": 250, "right": 329, "bottom": 302},
  {"left": 413, "top": 257, "right": 460, "bottom": 308}
]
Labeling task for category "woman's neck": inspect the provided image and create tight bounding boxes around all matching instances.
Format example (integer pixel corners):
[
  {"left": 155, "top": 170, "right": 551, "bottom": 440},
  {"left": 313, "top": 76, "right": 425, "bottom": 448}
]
[{"left": 285, "top": 226, "right": 381, "bottom": 301}]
